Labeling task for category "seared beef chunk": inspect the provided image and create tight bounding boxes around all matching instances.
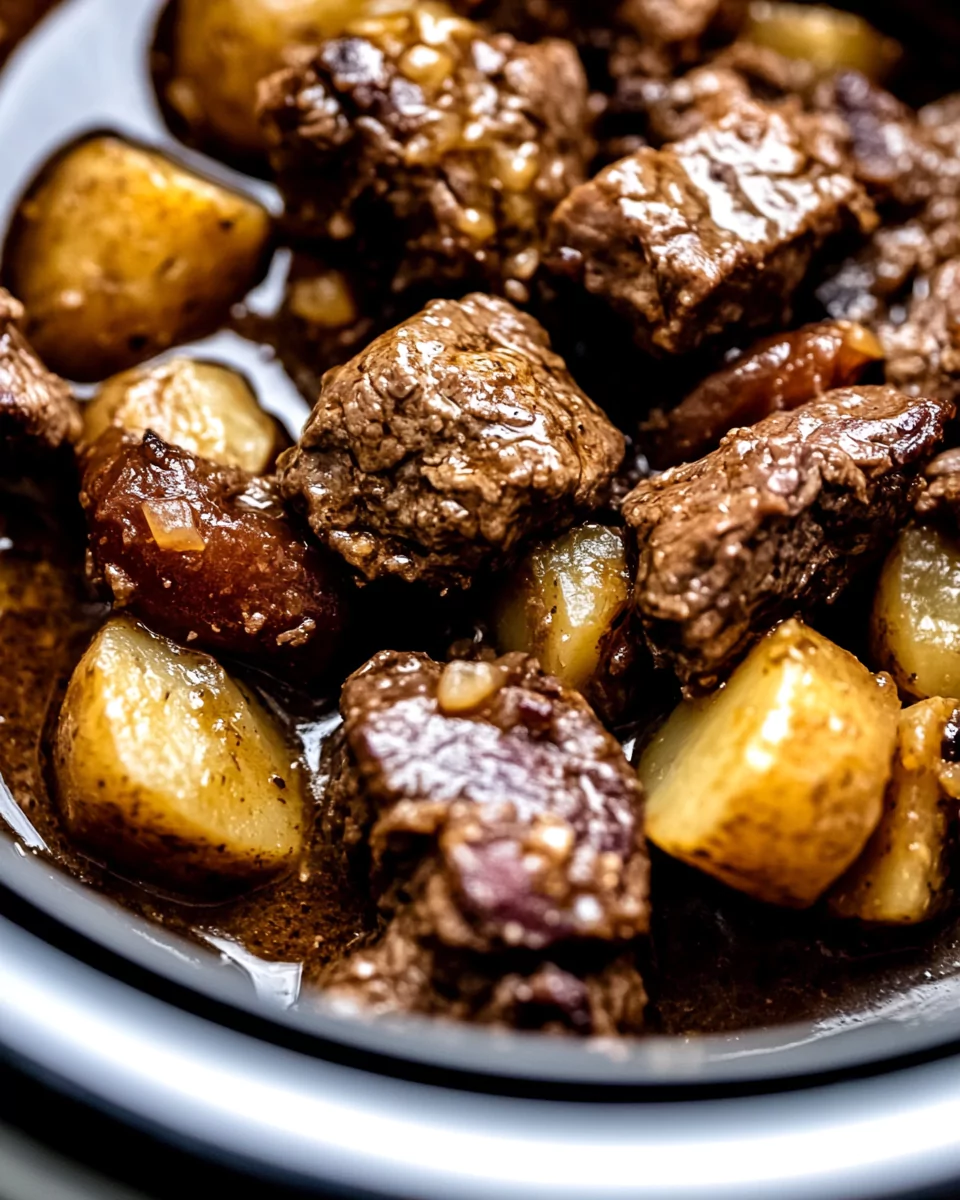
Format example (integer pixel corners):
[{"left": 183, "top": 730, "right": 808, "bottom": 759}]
[
  {"left": 645, "top": 319, "right": 883, "bottom": 467},
  {"left": 916, "top": 448, "right": 960, "bottom": 525},
  {"left": 814, "top": 87, "right": 960, "bottom": 402},
  {"left": 621, "top": 0, "right": 736, "bottom": 46},
  {"left": 880, "top": 258, "right": 960, "bottom": 404},
  {"left": 0, "top": 289, "right": 79, "bottom": 452},
  {"left": 547, "top": 98, "right": 874, "bottom": 356},
  {"left": 258, "top": 6, "right": 591, "bottom": 300},
  {"left": 82, "top": 430, "right": 348, "bottom": 679},
  {"left": 279, "top": 294, "right": 624, "bottom": 589},
  {"left": 623, "top": 385, "right": 951, "bottom": 693},
  {"left": 609, "top": 62, "right": 752, "bottom": 149},
  {"left": 320, "top": 650, "right": 649, "bottom": 1030},
  {"left": 813, "top": 71, "right": 954, "bottom": 210}
]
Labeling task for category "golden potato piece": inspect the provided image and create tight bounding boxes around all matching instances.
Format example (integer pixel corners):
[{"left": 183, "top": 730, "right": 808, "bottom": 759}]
[
  {"left": 84, "top": 358, "right": 280, "bottom": 473},
  {"left": 829, "top": 698, "right": 960, "bottom": 925},
  {"left": 54, "top": 617, "right": 305, "bottom": 891},
  {"left": 494, "top": 525, "right": 630, "bottom": 694},
  {"left": 742, "top": 2, "right": 900, "bottom": 80},
  {"left": 639, "top": 620, "right": 899, "bottom": 908},
  {"left": 871, "top": 523, "right": 960, "bottom": 702},
  {"left": 166, "top": 0, "right": 378, "bottom": 156},
  {"left": 7, "top": 137, "right": 271, "bottom": 382}
]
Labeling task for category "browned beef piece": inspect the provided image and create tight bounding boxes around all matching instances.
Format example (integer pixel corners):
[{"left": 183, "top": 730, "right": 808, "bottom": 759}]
[
  {"left": 323, "top": 904, "right": 648, "bottom": 1033},
  {"left": 812, "top": 72, "right": 952, "bottom": 211},
  {"left": 258, "top": 7, "right": 591, "bottom": 301},
  {"left": 915, "top": 447, "right": 960, "bottom": 524},
  {"left": 82, "top": 430, "right": 349, "bottom": 679},
  {"left": 817, "top": 219, "right": 943, "bottom": 326},
  {"left": 814, "top": 90, "right": 960, "bottom": 404},
  {"left": 546, "top": 98, "right": 874, "bottom": 356},
  {"left": 610, "top": 62, "right": 751, "bottom": 149},
  {"left": 879, "top": 258, "right": 960, "bottom": 404},
  {"left": 279, "top": 294, "right": 624, "bottom": 590},
  {"left": 623, "top": 385, "right": 952, "bottom": 693},
  {"left": 621, "top": 0, "right": 736, "bottom": 45},
  {"left": 644, "top": 319, "right": 884, "bottom": 467},
  {"left": 0, "top": 290, "right": 80, "bottom": 453},
  {"left": 320, "top": 650, "right": 649, "bottom": 1032}
]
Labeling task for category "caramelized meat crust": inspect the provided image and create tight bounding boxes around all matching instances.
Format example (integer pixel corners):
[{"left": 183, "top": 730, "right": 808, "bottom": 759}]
[
  {"left": 321, "top": 649, "right": 649, "bottom": 1030},
  {"left": 546, "top": 98, "right": 874, "bottom": 355},
  {"left": 0, "top": 289, "right": 80, "bottom": 452},
  {"left": 258, "top": 8, "right": 591, "bottom": 299},
  {"left": 82, "top": 430, "right": 349, "bottom": 678},
  {"left": 645, "top": 319, "right": 883, "bottom": 467},
  {"left": 279, "top": 293, "right": 625, "bottom": 589},
  {"left": 623, "top": 385, "right": 952, "bottom": 693}
]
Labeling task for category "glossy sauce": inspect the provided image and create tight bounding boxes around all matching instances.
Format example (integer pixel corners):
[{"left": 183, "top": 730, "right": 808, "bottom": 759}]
[{"left": 2, "top": 0, "right": 960, "bottom": 1036}]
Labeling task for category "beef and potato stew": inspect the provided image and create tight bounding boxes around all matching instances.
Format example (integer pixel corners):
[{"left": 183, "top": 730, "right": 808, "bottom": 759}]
[{"left": 8, "top": 0, "right": 960, "bottom": 1041}]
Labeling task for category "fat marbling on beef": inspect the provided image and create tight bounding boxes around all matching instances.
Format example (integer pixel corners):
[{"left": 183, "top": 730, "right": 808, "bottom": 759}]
[{"left": 320, "top": 650, "right": 649, "bottom": 1033}]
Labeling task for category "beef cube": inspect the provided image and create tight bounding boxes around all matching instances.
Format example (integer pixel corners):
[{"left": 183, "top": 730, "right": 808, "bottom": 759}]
[
  {"left": 320, "top": 649, "right": 649, "bottom": 1031},
  {"left": 623, "top": 385, "right": 952, "bottom": 693},
  {"left": 916, "top": 447, "right": 960, "bottom": 525},
  {"left": 258, "top": 5, "right": 591, "bottom": 301},
  {"left": 813, "top": 71, "right": 959, "bottom": 211},
  {"left": 0, "top": 289, "right": 79, "bottom": 453},
  {"left": 279, "top": 293, "right": 624, "bottom": 590},
  {"left": 547, "top": 98, "right": 874, "bottom": 355},
  {"left": 880, "top": 259, "right": 960, "bottom": 405}
]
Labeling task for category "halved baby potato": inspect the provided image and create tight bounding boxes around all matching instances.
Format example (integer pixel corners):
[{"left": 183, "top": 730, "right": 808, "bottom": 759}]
[
  {"left": 54, "top": 617, "right": 305, "bottom": 892},
  {"left": 494, "top": 525, "right": 631, "bottom": 694},
  {"left": 165, "top": 0, "right": 380, "bottom": 156},
  {"left": 742, "top": 2, "right": 900, "bottom": 80},
  {"left": 639, "top": 620, "right": 899, "bottom": 908},
  {"left": 871, "top": 523, "right": 960, "bottom": 702},
  {"left": 6, "top": 136, "right": 271, "bottom": 381},
  {"left": 829, "top": 698, "right": 960, "bottom": 925},
  {"left": 84, "top": 358, "right": 280, "bottom": 474}
]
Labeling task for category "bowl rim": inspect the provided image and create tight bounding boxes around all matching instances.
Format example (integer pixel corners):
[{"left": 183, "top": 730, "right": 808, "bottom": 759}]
[
  {"left": 6, "top": 830, "right": 960, "bottom": 1091},
  {"left": 7, "top": 0, "right": 960, "bottom": 1104}
]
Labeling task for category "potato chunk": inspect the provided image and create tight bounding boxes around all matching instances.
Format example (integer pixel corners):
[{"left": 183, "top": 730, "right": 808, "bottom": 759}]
[
  {"left": 165, "top": 0, "right": 374, "bottom": 156},
  {"left": 6, "top": 137, "right": 271, "bottom": 381},
  {"left": 639, "top": 620, "right": 899, "bottom": 908},
  {"left": 84, "top": 358, "right": 280, "bottom": 474},
  {"left": 494, "top": 525, "right": 630, "bottom": 694},
  {"left": 829, "top": 699, "right": 960, "bottom": 925},
  {"left": 871, "top": 523, "right": 960, "bottom": 702},
  {"left": 742, "top": 2, "right": 900, "bottom": 80},
  {"left": 54, "top": 618, "right": 305, "bottom": 891}
]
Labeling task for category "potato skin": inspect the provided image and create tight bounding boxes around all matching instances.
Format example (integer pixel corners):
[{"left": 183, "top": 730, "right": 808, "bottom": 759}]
[
  {"left": 742, "top": 3, "right": 900, "bottom": 80},
  {"left": 82, "top": 429, "right": 349, "bottom": 679},
  {"left": 54, "top": 617, "right": 305, "bottom": 892},
  {"left": 871, "top": 523, "right": 960, "bottom": 701},
  {"left": 165, "top": 0, "right": 369, "bottom": 157},
  {"left": 829, "top": 698, "right": 960, "bottom": 925},
  {"left": 6, "top": 137, "right": 271, "bottom": 381},
  {"left": 639, "top": 620, "right": 900, "bottom": 908},
  {"left": 494, "top": 524, "right": 632, "bottom": 696},
  {"left": 84, "top": 358, "right": 283, "bottom": 474}
]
